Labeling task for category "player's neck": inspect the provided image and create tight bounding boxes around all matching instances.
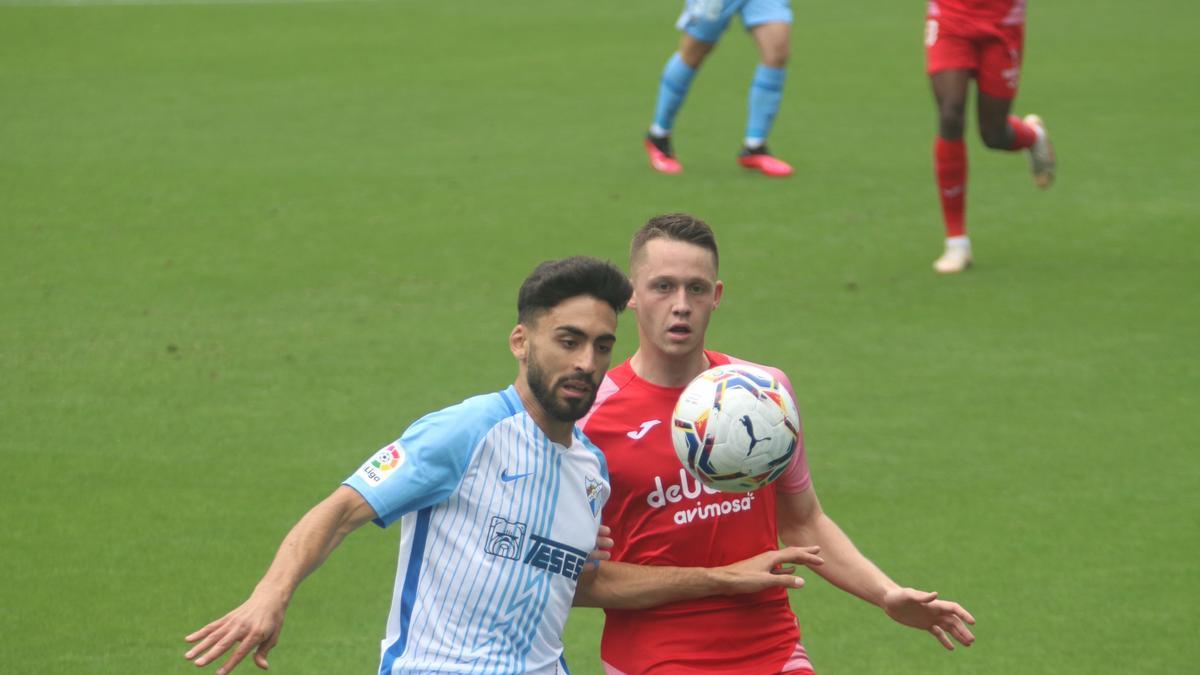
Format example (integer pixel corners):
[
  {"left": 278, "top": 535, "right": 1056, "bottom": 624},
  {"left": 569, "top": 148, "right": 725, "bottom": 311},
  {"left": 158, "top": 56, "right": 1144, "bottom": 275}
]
[
  {"left": 512, "top": 378, "right": 574, "bottom": 446},
  {"left": 629, "top": 346, "right": 710, "bottom": 388}
]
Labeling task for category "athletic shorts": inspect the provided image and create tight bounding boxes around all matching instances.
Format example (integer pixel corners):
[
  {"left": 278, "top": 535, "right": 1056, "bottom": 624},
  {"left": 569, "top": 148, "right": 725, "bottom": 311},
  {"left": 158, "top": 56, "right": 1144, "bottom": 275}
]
[
  {"left": 676, "top": 0, "right": 793, "bottom": 44},
  {"left": 924, "top": 14, "right": 1025, "bottom": 99}
]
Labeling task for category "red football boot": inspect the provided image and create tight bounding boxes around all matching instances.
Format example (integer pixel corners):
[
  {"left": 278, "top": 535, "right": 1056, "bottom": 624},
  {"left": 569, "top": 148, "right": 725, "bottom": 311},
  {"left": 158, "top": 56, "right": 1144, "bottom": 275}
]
[
  {"left": 644, "top": 134, "right": 683, "bottom": 175},
  {"left": 737, "top": 145, "right": 793, "bottom": 177}
]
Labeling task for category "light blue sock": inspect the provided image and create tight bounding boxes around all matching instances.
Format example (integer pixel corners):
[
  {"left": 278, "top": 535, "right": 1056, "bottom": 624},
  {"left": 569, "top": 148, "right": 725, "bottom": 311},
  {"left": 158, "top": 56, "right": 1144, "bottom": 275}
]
[
  {"left": 652, "top": 53, "right": 697, "bottom": 135},
  {"left": 745, "top": 64, "right": 787, "bottom": 144}
]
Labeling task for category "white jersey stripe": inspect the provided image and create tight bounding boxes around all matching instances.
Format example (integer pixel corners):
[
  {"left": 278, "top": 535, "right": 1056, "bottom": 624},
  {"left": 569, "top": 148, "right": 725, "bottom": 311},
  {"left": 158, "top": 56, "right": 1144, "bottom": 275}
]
[
  {"left": 467, "top": 419, "right": 531, "bottom": 673},
  {"left": 478, "top": 419, "right": 532, "bottom": 672},
  {"left": 377, "top": 506, "right": 432, "bottom": 672},
  {"left": 514, "top": 449, "right": 562, "bottom": 671},
  {"left": 503, "top": 423, "right": 556, "bottom": 672},
  {"left": 474, "top": 414, "right": 545, "bottom": 673},
  {"left": 475, "top": 418, "right": 534, "bottom": 673},
  {"left": 433, "top": 447, "right": 488, "bottom": 663},
  {"left": 459, "top": 421, "right": 517, "bottom": 665}
]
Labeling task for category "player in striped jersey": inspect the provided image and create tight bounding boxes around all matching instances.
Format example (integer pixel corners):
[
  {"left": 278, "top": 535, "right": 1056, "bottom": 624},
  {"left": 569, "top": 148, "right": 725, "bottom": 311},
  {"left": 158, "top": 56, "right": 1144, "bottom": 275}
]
[
  {"left": 183, "top": 256, "right": 628, "bottom": 675},
  {"left": 185, "top": 256, "right": 823, "bottom": 675}
]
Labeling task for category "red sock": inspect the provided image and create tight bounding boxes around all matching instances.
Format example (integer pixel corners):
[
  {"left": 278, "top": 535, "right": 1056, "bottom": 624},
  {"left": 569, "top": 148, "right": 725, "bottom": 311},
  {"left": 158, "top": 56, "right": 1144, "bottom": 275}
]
[
  {"left": 1007, "top": 115, "right": 1038, "bottom": 150},
  {"left": 935, "top": 137, "right": 967, "bottom": 238}
]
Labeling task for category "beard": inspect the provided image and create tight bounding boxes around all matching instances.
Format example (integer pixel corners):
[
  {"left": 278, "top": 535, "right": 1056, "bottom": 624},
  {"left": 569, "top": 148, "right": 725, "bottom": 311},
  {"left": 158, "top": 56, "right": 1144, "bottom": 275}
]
[{"left": 526, "top": 346, "right": 600, "bottom": 423}]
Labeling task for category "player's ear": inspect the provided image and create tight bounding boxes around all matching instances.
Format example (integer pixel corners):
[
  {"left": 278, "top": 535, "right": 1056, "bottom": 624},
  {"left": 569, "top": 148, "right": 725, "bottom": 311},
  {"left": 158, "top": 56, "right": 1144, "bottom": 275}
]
[
  {"left": 712, "top": 280, "right": 724, "bottom": 309},
  {"left": 509, "top": 324, "right": 528, "bottom": 360},
  {"left": 627, "top": 290, "right": 639, "bottom": 310}
]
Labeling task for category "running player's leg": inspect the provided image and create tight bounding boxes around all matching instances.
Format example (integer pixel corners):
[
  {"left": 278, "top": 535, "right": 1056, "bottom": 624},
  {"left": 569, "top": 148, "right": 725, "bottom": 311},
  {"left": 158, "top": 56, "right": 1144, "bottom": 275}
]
[
  {"left": 930, "top": 68, "right": 973, "bottom": 273},
  {"left": 975, "top": 26, "right": 1033, "bottom": 152},
  {"left": 976, "top": 92, "right": 1029, "bottom": 149},
  {"left": 976, "top": 25, "right": 1054, "bottom": 187},
  {"left": 926, "top": 12, "right": 977, "bottom": 273},
  {"left": 738, "top": 0, "right": 794, "bottom": 176},
  {"left": 646, "top": 1, "right": 733, "bottom": 174}
]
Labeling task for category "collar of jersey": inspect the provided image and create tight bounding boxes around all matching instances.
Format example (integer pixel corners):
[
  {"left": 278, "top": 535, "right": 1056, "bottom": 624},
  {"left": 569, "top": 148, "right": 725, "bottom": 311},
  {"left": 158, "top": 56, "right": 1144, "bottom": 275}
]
[
  {"left": 500, "top": 384, "right": 583, "bottom": 451},
  {"left": 619, "top": 350, "right": 731, "bottom": 393}
]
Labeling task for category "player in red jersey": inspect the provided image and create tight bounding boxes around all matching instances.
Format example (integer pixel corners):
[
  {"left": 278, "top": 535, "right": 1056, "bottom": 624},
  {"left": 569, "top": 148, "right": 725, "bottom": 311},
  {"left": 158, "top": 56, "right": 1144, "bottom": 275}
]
[
  {"left": 579, "top": 213, "right": 976, "bottom": 674},
  {"left": 925, "top": 0, "right": 1056, "bottom": 273}
]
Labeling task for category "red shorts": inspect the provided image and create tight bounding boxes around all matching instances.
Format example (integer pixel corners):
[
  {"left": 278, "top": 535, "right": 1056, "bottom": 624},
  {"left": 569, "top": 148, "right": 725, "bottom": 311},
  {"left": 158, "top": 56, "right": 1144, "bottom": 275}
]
[{"left": 925, "top": 14, "right": 1025, "bottom": 99}]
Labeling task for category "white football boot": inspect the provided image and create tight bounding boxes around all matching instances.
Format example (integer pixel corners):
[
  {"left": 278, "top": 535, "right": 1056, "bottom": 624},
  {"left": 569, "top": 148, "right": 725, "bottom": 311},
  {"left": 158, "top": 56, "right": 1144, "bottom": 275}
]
[
  {"left": 1024, "top": 114, "right": 1055, "bottom": 189},
  {"left": 933, "top": 236, "right": 972, "bottom": 274}
]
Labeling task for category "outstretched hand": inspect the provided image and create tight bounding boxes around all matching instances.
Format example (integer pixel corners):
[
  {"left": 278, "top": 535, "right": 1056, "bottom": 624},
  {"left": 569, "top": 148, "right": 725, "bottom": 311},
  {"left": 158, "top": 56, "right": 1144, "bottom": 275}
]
[
  {"left": 883, "top": 587, "right": 976, "bottom": 650},
  {"left": 715, "top": 545, "right": 824, "bottom": 594},
  {"left": 184, "top": 592, "right": 287, "bottom": 675}
]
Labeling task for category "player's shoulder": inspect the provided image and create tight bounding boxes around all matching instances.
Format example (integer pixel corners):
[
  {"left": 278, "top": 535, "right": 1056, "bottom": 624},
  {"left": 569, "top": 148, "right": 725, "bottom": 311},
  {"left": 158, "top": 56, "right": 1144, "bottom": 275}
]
[
  {"left": 716, "top": 351, "right": 795, "bottom": 389},
  {"left": 405, "top": 385, "right": 523, "bottom": 444}
]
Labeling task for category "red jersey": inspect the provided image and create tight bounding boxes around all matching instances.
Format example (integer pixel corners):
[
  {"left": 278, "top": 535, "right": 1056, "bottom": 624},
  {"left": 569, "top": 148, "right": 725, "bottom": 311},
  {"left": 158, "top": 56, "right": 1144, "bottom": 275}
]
[
  {"left": 580, "top": 351, "right": 812, "bottom": 674},
  {"left": 927, "top": 0, "right": 1026, "bottom": 25}
]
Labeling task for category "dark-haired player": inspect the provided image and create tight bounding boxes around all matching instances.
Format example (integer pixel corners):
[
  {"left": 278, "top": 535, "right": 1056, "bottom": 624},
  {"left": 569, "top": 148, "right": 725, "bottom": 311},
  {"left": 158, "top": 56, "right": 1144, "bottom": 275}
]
[{"left": 184, "top": 257, "right": 629, "bottom": 674}]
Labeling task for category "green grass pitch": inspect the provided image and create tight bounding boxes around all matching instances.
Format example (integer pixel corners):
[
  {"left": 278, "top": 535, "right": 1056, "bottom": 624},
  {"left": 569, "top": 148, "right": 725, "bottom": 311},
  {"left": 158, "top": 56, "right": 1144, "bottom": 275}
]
[{"left": 1, "top": 1, "right": 1197, "bottom": 673}]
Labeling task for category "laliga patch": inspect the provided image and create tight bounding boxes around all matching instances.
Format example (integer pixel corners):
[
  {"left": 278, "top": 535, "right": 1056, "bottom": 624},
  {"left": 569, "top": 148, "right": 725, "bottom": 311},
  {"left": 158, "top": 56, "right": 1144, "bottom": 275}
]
[{"left": 357, "top": 442, "right": 406, "bottom": 485}]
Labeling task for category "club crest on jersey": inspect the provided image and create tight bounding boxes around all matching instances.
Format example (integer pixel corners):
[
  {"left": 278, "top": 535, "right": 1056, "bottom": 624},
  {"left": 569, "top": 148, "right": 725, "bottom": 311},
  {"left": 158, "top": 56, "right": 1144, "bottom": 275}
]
[
  {"left": 584, "top": 476, "right": 604, "bottom": 516},
  {"left": 483, "top": 515, "right": 589, "bottom": 580},
  {"left": 484, "top": 516, "right": 527, "bottom": 560},
  {"left": 357, "top": 443, "right": 406, "bottom": 485}
]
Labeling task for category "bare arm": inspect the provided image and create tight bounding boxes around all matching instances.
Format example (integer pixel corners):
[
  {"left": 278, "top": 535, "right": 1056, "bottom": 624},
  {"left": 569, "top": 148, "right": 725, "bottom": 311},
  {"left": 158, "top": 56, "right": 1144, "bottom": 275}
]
[
  {"left": 184, "top": 486, "right": 378, "bottom": 674},
  {"left": 572, "top": 545, "right": 823, "bottom": 609},
  {"left": 776, "top": 486, "right": 976, "bottom": 649},
  {"left": 776, "top": 486, "right": 897, "bottom": 605}
]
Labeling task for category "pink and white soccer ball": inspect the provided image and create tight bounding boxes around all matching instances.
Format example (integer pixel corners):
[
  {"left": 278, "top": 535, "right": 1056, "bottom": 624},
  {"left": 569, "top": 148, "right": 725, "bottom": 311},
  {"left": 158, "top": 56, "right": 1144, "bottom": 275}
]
[{"left": 671, "top": 364, "right": 801, "bottom": 493}]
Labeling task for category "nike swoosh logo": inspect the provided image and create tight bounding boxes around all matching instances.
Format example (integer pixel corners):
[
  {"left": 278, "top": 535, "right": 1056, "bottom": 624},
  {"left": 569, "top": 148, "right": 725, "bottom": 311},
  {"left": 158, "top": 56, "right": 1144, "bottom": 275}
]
[
  {"left": 501, "top": 470, "right": 533, "bottom": 482},
  {"left": 941, "top": 186, "right": 964, "bottom": 198},
  {"left": 626, "top": 420, "right": 661, "bottom": 440}
]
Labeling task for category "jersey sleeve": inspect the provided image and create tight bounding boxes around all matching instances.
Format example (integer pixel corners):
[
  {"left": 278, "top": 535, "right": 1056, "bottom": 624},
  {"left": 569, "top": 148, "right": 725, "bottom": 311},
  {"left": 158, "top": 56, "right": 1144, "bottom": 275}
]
[
  {"left": 343, "top": 405, "right": 484, "bottom": 527},
  {"left": 767, "top": 367, "right": 812, "bottom": 494}
]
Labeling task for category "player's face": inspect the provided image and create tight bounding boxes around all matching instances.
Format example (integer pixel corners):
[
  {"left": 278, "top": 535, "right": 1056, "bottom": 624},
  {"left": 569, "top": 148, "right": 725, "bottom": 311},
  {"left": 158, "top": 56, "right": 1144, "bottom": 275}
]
[
  {"left": 629, "top": 238, "right": 722, "bottom": 358},
  {"left": 523, "top": 295, "right": 617, "bottom": 423}
]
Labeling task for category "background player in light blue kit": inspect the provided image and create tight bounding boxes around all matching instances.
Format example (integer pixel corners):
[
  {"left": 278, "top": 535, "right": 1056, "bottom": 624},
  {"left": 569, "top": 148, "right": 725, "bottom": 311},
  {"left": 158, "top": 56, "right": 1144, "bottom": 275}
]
[
  {"left": 184, "top": 256, "right": 822, "bottom": 675},
  {"left": 644, "top": 0, "right": 798, "bottom": 177}
]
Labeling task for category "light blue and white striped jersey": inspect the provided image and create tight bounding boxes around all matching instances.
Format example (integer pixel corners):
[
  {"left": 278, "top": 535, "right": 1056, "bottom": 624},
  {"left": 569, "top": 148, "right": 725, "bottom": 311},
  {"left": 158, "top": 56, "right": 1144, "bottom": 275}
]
[{"left": 344, "top": 385, "right": 610, "bottom": 675}]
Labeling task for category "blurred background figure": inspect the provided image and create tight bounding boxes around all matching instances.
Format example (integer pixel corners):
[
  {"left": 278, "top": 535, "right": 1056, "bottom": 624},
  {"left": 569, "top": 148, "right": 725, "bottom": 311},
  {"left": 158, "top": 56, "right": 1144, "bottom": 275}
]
[
  {"left": 644, "top": 0, "right": 797, "bottom": 177},
  {"left": 925, "top": 0, "right": 1056, "bottom": 273}
]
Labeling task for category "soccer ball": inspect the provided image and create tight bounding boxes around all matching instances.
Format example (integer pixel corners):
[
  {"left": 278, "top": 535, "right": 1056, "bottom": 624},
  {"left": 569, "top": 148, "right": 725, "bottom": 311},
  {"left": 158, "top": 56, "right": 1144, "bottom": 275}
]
[{"left": 671, "top": 364, "right": 801, "bottom": 493}]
